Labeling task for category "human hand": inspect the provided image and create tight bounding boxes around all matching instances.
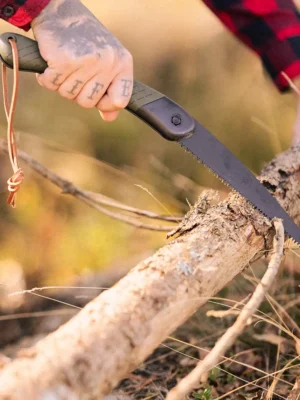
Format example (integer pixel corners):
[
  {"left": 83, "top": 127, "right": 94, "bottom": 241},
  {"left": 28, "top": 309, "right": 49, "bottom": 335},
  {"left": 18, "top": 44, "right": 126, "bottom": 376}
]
[{"left": 31, "top": 0, "right": 133, "bottom": 122}]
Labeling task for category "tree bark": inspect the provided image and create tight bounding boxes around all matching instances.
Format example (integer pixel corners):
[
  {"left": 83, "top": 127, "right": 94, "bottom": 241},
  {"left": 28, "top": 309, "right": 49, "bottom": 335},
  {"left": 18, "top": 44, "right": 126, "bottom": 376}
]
[{"left": 0, "top": 146, "right": 300, "bottom": 400}]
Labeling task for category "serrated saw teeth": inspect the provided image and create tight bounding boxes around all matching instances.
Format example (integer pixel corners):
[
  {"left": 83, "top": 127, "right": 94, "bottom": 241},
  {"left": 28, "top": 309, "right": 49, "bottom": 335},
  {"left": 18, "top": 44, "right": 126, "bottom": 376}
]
[{"left": 179, "top": 120, "right": 300, "bottom": 245}]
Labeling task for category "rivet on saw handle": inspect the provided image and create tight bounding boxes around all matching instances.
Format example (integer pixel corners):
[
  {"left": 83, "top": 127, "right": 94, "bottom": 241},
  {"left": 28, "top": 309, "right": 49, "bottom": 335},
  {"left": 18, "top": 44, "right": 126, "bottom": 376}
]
[{"left": 0, "top": 32, "right": 47, "bottom": 73}]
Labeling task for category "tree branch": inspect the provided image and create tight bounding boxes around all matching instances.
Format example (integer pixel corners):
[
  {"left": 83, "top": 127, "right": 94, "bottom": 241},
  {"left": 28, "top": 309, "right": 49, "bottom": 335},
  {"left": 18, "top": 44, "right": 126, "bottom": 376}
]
[
  {"left": 0, "top": 145, "right": 299, "bottom": 400},
  {"left": 0, "top": 140, "right": 179, "bottom": 231}
]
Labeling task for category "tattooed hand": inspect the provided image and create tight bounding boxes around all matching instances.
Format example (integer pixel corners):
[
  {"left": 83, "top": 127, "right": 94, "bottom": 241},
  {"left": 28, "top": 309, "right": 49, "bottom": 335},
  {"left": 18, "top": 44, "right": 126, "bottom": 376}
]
[{"left": 31, "top": 0, "right": 133, "bottom": 121}]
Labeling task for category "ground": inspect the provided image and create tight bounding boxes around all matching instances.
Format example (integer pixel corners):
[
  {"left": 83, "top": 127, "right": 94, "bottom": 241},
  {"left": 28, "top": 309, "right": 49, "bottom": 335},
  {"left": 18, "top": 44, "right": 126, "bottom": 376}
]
[{"left": 0, "top": 255, "right": 298, "bottom": 400}]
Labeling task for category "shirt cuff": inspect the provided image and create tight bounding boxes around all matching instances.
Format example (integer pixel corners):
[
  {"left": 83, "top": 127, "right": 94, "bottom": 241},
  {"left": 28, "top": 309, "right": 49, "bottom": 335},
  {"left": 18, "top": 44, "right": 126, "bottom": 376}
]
[{"left": 0, "top": 0, "right": 51, "bottom": 31}]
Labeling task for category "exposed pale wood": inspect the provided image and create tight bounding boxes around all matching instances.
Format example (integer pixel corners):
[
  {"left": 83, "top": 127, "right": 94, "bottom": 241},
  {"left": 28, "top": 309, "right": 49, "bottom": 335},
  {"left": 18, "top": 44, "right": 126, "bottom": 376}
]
[{"left": 0, "top": 146, "right": 300, "bottom": 399}]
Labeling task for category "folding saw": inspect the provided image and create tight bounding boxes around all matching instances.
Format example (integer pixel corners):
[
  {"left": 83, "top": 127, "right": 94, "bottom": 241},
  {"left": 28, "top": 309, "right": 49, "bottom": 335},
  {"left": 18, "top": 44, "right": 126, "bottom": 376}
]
[{"left": 0, "top": 32, "right": 299, "bottom": 243}]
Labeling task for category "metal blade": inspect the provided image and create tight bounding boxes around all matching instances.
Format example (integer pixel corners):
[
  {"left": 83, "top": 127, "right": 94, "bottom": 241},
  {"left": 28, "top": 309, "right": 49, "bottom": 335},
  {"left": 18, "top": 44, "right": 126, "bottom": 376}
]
[{"left": 180, "top": 120, "right": 300, "bottom": 244}]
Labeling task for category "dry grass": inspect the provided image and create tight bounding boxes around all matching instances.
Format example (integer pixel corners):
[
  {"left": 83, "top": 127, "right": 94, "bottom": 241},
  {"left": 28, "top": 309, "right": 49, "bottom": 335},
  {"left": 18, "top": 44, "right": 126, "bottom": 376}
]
[{"left": 0, "top": 246, "right": 298, "bottom": 399}]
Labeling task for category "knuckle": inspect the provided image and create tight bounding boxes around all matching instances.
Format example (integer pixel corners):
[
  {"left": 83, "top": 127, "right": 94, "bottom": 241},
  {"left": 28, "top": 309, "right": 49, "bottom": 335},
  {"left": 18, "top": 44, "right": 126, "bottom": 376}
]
[
  {"left": 86, "top": 53, "right": 101, "bottom": 65},
  {"left": 103, "top": 48, "right": 117, "bottom": 68},
  {"left": 121, "top": 51, "right": 133, "bottom": 68}
]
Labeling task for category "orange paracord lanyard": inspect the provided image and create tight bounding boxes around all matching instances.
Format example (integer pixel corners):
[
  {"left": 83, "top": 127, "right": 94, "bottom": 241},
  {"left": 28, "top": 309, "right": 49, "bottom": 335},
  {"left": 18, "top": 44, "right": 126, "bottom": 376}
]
[{"left": 2, "top": 38, "right": 23, "bottom": 208}]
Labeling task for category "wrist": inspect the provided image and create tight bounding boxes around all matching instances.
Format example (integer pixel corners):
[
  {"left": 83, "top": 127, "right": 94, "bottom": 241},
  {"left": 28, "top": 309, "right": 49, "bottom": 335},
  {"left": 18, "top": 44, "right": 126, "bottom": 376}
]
[
  {"left": 31, "top": 0, "right": 57, "bottom": 28},
  {"left": 32, "top": 0, "right": 84, "bottom": 30}
]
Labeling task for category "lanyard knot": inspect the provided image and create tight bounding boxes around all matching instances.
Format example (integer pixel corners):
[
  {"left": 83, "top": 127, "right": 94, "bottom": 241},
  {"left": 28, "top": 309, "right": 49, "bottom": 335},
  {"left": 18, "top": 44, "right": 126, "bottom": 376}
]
[
  {"left": 6, "top": 167, "right": 24, "bottom": 208},
  {"left": 2, "top": 38, "right": 23, "bottom": 208}
]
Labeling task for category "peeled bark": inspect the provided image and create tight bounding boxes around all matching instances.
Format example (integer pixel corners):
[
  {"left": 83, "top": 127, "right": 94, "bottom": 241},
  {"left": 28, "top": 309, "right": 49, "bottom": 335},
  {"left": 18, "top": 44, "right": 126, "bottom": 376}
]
[{"left": 0, "top": 146, "right": 300, "bottom": 400}]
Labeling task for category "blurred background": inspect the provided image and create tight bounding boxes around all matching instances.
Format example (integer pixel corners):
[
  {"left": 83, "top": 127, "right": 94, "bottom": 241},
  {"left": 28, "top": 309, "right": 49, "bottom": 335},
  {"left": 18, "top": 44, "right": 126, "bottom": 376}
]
[
  {"left": 0, "top": 2, "right": 299, "bottom": 398},
  {"left": 0, "top": 1, "right": 297, "bottom": 301}
]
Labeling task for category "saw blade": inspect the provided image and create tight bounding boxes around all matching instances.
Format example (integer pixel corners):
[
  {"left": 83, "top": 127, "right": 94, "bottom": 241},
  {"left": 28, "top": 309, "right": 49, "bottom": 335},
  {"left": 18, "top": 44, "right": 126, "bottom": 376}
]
[{"left": 180, "top": 120, "right": 300, "bottom": 244}]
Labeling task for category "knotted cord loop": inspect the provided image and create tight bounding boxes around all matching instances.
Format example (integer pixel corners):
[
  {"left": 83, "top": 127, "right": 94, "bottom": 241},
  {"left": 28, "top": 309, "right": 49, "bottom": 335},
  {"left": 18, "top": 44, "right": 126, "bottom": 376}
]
[{"left": 2, "top": 38, "right": 23, "bottom": 208}]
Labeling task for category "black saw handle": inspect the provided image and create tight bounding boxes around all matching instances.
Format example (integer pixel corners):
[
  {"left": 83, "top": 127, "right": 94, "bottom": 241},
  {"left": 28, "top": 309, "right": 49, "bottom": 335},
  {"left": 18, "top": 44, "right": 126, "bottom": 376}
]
[{"left": 0, "top": 32, "right": 195, "bottom": 141}]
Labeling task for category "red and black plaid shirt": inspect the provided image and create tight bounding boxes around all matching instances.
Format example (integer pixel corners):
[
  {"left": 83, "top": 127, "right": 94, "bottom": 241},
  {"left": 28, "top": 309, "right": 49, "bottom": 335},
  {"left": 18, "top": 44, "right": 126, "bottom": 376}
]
[
  {"left": 1, "top": 0, "right": 300, "bottom": 91},
  {"left": 203, "top": 0, "right": 300, "bottom": 90},
  {"left": 0, "top": 0, "right": 50, "bottom": 30}
]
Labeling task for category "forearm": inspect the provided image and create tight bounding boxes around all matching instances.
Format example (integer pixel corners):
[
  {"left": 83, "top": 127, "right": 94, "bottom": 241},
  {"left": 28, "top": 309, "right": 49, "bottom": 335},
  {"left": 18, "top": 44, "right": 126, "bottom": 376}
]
[
  {"left": 203, "top": 0, "right": 300, "bottom": 91},
  {"left": 0, "top": 0, "right": 50, "bottom": 30}
]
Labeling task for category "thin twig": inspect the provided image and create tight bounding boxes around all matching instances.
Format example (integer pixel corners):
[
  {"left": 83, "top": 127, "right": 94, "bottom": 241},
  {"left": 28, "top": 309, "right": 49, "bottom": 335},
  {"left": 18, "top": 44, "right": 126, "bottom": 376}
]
[
  {"left": 166, "top": 218, "right": 285, "bottom": 400},
  {"left": 84, "top": 191, "right": 181, "bottom": 222},
  {"left": 209, "top": 298, "right": 299, "bottom": 342},
  {"left": 0, "top": 140, "right": 177, "bottom": 232},
  {"left": 242, "top": 269, "right": 300, "bottom": 337},
  {"left": 206, "top": 294, "right": 251, "bottom": 318},
  {"left": 168, "top": 337, "right": 293, "bottom": 389},
  {"left": 161, "top": 344, "right": 286, "bottom": 399},
  {"left": 214, "top": 360, "right": 299, "bottom": 400},
  {"left": 267, "top": 295, "right": 300, "bottom": 337},
  {"left": 0, "top": 309, "right": 76, "bottom": 322},
  {"left": 76, "top": 192, "right": 173, "bottom": 232},
  {"left": 9, "top": 286, "right": 107, "bottom": 297}
]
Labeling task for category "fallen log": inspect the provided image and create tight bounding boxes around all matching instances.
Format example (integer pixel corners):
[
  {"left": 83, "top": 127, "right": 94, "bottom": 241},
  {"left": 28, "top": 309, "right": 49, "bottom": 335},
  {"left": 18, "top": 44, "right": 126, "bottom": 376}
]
[{"left": 0, "top": 145, "right": 299, "bottom": 400}]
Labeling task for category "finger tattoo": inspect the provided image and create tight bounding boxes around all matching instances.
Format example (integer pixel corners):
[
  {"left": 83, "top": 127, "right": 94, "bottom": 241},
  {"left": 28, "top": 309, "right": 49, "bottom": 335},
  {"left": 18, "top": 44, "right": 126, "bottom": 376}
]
[
  {"left": 88, "top": 82, "right": 104, "bottom": 100},
  {"left": 121, "top": 79, "right": 132, "bottom": 97},
  {"left": 68, "top": 80, "right": 83, "bottom": 95},
  {"left": 52, "top": 73, "right": 63, "bottom": 86}
]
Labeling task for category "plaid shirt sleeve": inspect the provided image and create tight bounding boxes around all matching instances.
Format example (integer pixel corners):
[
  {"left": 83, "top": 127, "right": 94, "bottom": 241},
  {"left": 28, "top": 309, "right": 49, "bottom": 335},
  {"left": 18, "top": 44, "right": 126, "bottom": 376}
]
[
  {"left": 0, "top": 0, "right": 51, "bottom": 31},
  {"left": 203, "top": 0, "right": 300, "bottom": 91}
]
